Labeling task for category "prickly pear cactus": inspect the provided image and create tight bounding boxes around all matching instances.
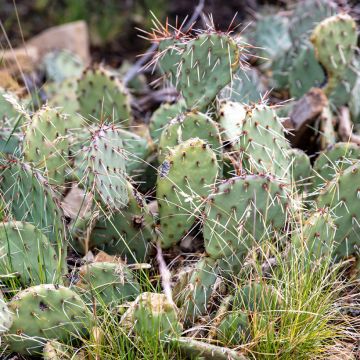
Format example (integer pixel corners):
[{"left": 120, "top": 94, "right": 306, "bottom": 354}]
[
  {"left": 220, "top": 67, "right": 265, "bottom": 104},
  {"left": 43, "top": 50, "right": 84, "bottom": 83},
  {"left": 0, "top": 293, "right": 13, "bottom": 335},
  {"left": 177, "top": 33, "right": 240, "bottom": 109},
  {"left": 176, "top": 257, "right": 218, "bottom": 322},
  {"left": 204, "top": 174, "right": 290, "bottom": 260},
  {"left": 239, "top": 104, "right": 291, "bottom": 180},
  {"left": 316, "top": 161, "right": 360, "bottom": 260},
  {"left": 0, "top": 160, "right": 66, "bottom": 267},
  {"left": 76, "top": 261, "right": 140, "bottom": 307},
  {"left": 157, "top": 37, "right": 186, "bottom": 82},
  {"left": 24, "top": 106, "right": 69, "bottom": 186},
  {"left": 149, "top": 100, "right": 185, "bottom": 142},
  {"left": 117, "top": 128, "right": 152, "bottom": 177},
  {"left": 46, "top": 79, "right": 81, "bottom": 125},
  {"left": 158, "top": 111, "right": 222, "bottom": 163},
  {"left": 312, "top": 142, "right": 360, "bottom": 191},
  {"left": 0, "top": 221, "right": 61, "bottom": 286},
  {"left": 88, "top": 181, "right": 154, "bottom": 263},
  {"left": 121, "top": 292, "right": 182, "bottom": 340},
  {"left": 253, "top": 15, "right": 292, "bottom": 62},
  {"left": 157, "top": 138, "right": 218, "bottom": 248},
  {"left": 287, "top": 148, "right": 312, "bottom": 189},
  {"left": 78, "top": 124, "right": 128, "bottom": 210},
  {"left": 77, "top": 68, "right": 132, "bottom": 126},
  {"left": 4, "top": 284, "right": 92, "bottom": 355},
  {"left": 288, "top": 42, "right": 325, "bottom": 99},
  {"left": 292, "top": 209, "right": 336, "bottom": 261},
  {"left": 290, "top": 0, "right": 338, "bottom": 43},
  {"left": 311, "top": 14, "right": 357, "bottom": 81},
  {"left": 217, "top": 310, "right": 249, "bottom": 346}
]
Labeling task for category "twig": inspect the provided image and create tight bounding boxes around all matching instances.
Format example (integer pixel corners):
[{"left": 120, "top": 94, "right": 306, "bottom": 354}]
[
  {"left": 156, "top": 240, "right": 174, "bottom": 306},
  {"left": 338, "top": 106, "right": 360, "bottom": 145},
  {"left": 123, "top": 0, "right": 205, "bottom": 85}
]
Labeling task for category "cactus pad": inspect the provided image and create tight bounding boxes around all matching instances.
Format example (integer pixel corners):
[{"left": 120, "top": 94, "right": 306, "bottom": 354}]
[
  {"left": 4, "top": 284, "right": 92, "bottom": 355},
  {"left": 316, "top": 161, "right": 360, "bottom": 259},
  {"left": 121, "top": 292, "right": 182, "bottom": 340},
  {"left": 204, "top": 174, "right": 290, "bottom": 259},
  {"left": 178, "top": 33, "right": 240, "bottom": 109},
  {"left": 24, "top": 106, "right": 69, "bottom": 186},
  {"left": 240, "top": 104, "right": 290, "bottom": 180},
  {"left": 311, "top": 14, "right": 357, "bottom": 78},
  {"left": 158, "top": 111, "right": 221, "bottom": 163},
  {"left": 88, "top": 181, "right": 154, "bottom": 263},
  {"left": 77, "top": 68, "right": 132, "bottom": 126},
  {"left": 0, "top": 221, "right": 60, "bottom": 286},
  {"left": 157, "top": 138, "right": 218, "bottom": 248},
  {"left": 312, "top": 142, "right": 360, "bottom": 190},
  {"left": 176, "top": 257, "right": 218, "bottom": 322},
  {"left": 76, "top": 261, "right": 140, "bottom": 306}
]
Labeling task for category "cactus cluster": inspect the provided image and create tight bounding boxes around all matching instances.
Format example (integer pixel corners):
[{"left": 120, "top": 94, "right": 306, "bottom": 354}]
[{"left": 0, "top": 3, "right": 360, "bottom": 358}]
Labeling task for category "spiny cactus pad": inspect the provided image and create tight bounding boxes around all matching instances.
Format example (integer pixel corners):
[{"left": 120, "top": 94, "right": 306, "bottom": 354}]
[
  {"left": 288, "top": 42, "right": 325, "bottom": 99},
  {"left": 81, "top": 125, "right": 128, "bottom": 210},
  {"left": 89, "top": 181, "right": 154, "bottom": 263},
  {"left": 149, "top": 100, "right": 186, "bottom": 142},
  {"left": 240, "top": 104, "right": 290, "bottom": 180},
  {"left": 176, "top": 257, "right": 218, "bottom": 322},
  {"left": 0, "top": 221, "right": 60, "bottom": 286},
  {"left": 24, "top": 106, "right": 69, "bottom": 186},
  {"left": 292, "top": 210, "right": 336, "bottom": 260},
  {"left": 220, "top": 67, "right": 265, "bottom": 104},
  {"left": 316, "top": 161, "right": 360, "bottom": 259},
  {"left": 157, "top": 138, "right": 218, "bottom": 248},
  {"left": 77, "top": 68, "right": 131, "bottom": 126},
  {"left": 158, "top": 111, "right": 221, "bottom": 163},
  {"left": 287, "top": 148, "right": 312, "bottom": 189},
  {"left": 4, "top": 284, "right": 92, "bottom": 355},
  {"left": 312, "top": 142, "right": 360, "bottom": 190},
  {"left": 178, "top": 33, "right": 240, "bottom": 109},
  {"left": 121, "top": 292, "right": 182, "bottom": 340},
  {"left": 290, "top": 0, "right": 338, "bottom": 43},
  {"left": 43, "top": 50, "right": 84, "bottom": 83},
  {"left": 204, "top": 174, "right": 290, "bottom": 260},
  {"left": 311, "top": 14, "right": 357, "bottom": 78},
  {"left": 158, "top": 37, "right": 186, "bottom": 82},
  {"left": 0, "top": 160, "right": 66, "bottom": 265},
  {"left": 76, "top": 261, "right": 140, "bottom": 307}
]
